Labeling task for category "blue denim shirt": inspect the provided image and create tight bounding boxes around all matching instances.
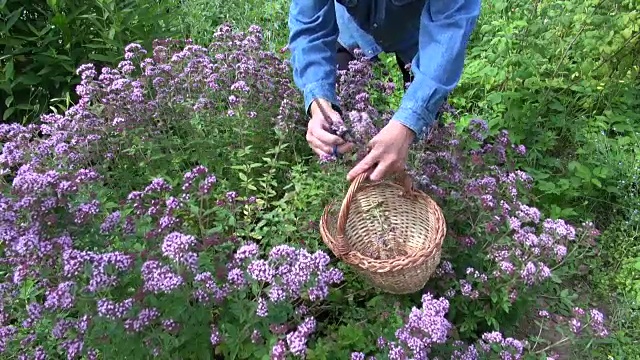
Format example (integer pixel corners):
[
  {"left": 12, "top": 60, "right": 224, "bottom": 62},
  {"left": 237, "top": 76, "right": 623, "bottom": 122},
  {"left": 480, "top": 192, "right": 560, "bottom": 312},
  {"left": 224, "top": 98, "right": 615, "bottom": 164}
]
[{"left": 287, "top": 0, "right": 481, "bottom": 139}]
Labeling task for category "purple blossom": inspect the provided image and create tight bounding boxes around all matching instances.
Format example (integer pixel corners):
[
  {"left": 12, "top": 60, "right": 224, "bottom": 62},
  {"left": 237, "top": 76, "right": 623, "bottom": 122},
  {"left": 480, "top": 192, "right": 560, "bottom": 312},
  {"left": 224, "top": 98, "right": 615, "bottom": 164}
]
[
  {"left": 44, "top": 281, "right": 76, "bottom": 311},
  {"left": 60, "top": 338, "right": 84, "bottom": 359},
  {"left": 22, "top": 303, "right": 43, "bottom": 328},
  {"left": 144, "top": 178, "right": 173, "bottom": 195},
  {"left": 271, "top": 340, "right": 287, "bottom": 359},
  {"left": 162, "top": 319, "right": 179, "bottom": 333},
  {"left": 235, "top": 242, "right": 259, "bottom": 261},
  {"left": 161, "top": 232, "right": 198, "bottom": 270},
  {"left": 97, "top": 298, "right": 134, "bottom": 320},
  {"left": 199, "top": 175, "right": 217, "bottom": 194},
  {"left": 0, "top": 326, "right": 18, "bottom": 352},
  {"left": 100, "top": 211, "right": 121, "bottom": 233},
  {"left": 286, "top": 317, "right": 316, "bottom": 357},
  {"left": 74, "top": 200, "right": 100, "bottom": 224},
  {"left": 211, "top": 325, "right": 222, "bottom": 345},
  {"left": 383, "top": 293, "right": 452, "bottom": 358},
  {"left": 141, "top": 261, "right": 184, "bottom": 294},
  {"left": 227, "top": 268, "right": 246, "bottom": 287},
  {"left": 124, "top": 308, "right": 160, "bottom": 333},
  {"left": 256, "top": 297, "right": 268, "bottom": 317},
  {"left": 247, "top": 260, "right": 275, "bottom": 282}
]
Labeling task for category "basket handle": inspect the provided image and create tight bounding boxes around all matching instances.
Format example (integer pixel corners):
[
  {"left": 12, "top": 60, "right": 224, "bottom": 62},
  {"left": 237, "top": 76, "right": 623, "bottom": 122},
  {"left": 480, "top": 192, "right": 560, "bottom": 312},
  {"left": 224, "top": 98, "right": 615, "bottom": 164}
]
[{"left": 335, "top": 169, "right": 416, "bottom": 252}]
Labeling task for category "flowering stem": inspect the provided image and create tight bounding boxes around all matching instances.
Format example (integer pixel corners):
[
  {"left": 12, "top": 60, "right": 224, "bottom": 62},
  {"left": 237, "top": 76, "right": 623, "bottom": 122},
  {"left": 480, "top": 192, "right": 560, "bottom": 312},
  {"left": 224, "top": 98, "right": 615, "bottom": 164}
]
[
  {"left": 550, "top": 234, "right": 588, "bottom": 271},
  {"left": 481, "top": 227, "right": 512, "bottom": 252},
  {"left": 533, "top": 320, "right": 592, "bottom": 354},
  {"left": 530, "top": 318, "right": 546, "bottom": 351},
  {"left": 197, "top": 196, "right": 206, "bottom": 236}
]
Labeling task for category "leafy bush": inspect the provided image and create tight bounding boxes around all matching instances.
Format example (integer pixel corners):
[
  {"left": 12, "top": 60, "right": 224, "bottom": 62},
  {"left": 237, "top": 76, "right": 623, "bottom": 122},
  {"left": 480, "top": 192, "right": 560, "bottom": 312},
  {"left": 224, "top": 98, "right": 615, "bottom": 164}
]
[
  {"left": 0, "top": 0, "right": 184, "bottom": 124},
  {"left": 448, "top": 0, "right": 640, "bottom": 222},
  {"left": 178, "top": 0, "right": 290, "bottom": 48},
  {"left": 0, "top": 24, "right": 615, "bottom": 359},
  {"left": 585, "top": 160, "right": 640, "bottom": 358}
]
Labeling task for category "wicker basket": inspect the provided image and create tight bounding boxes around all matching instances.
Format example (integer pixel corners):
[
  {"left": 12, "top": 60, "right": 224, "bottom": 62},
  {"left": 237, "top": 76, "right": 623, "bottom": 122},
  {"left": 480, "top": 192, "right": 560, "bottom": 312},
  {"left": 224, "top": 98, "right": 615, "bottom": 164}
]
[{"left": 319, "top": 170, "right": 446, "bottom": 294}]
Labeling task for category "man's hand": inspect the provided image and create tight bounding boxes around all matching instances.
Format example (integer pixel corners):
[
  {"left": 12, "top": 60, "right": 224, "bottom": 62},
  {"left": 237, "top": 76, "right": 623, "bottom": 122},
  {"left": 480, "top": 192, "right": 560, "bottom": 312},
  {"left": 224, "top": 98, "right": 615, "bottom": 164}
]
[
  {"left": 347, "top": 120, "right": 415, "bottom": 182},
  {"left": 307, "top": 99, "right": 354, "bottom": 157}
]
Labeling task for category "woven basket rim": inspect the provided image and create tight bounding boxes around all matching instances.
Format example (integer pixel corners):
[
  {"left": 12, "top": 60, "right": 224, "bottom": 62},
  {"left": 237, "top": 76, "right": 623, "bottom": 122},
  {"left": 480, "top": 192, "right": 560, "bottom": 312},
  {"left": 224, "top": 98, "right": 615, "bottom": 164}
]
[{"left": 319, "top": 182, "right": 446, "bottom": 273}]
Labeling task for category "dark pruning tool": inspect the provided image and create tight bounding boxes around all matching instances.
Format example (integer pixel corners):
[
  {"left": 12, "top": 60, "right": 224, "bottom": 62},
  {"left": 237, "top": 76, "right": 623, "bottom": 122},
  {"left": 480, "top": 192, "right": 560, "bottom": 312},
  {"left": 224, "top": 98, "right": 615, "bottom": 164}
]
[{"left": 314, "top": 101, "right": 356, "bottom": 158}]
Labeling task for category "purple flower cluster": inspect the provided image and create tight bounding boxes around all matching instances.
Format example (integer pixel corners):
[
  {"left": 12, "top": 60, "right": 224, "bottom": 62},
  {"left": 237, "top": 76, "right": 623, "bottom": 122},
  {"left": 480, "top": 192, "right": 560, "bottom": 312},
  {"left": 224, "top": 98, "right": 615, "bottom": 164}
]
[
  {"left": 377, "top": 293, "right": 452, "bottom": 359},
  {"left": 196, "top": 243, "right": 342, "bottom": 358},
  {"left": 75, "top": 24, "right": 302, "bottom": 145},
  {"left": 16, "top": 155, "right": 321, "bottom": 357},
  {"left": 398, "top": 115, "right": 602, "bottom": 306},
  {"left": 256, "top": 245, "right": 341, "bottom": 305},
  {"left": 451, "top": 332, "right": 527, "bottom": 360},
  {"left": 539, "top": 306, "right": 609, "bottom": 340}
]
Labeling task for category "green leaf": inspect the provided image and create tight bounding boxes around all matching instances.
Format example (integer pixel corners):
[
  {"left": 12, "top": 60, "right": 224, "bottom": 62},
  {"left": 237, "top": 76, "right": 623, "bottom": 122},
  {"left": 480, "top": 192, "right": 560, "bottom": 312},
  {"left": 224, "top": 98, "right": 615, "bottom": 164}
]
[
  {"left": 605, "top": 186, "right": 620, "bottom": 194},
  {"left": 88, "top": 53, "right": 118, "bottom": 62},
  {"left": 592, "top": 166, "right": 610, "bottom": 178},
  {"left": 17, "top": 73, "right": 41, "bottom": 85},
  {"left": 4, "top": 7, "right": 24, "bottom": 33},
  {"left": 4, "top": 59, "right": 15, "bottom": 80},
  {"left": 501, "top": 302, "right": 510, "bottom": 313},
  {"left": 490, "top": 292, "right": 498, "bottom": 303},
  {"left": 365, "top": 294, "right": 385, "bottom": 307},
  {"left": 537, "top": 181, "right": 558, "bottom": 194},
  {"left": 3, "top": 107, "right": 15, "bottom": 121},
  {"left": 487, "top": 92, "right": 502, "bottom": 104},
  {"left": 568, "top": 161, "right": 579, "bottom": 172},
  {"left": 549, "top": 101, "right": 565, "bottom": 111},
  {"left": 570, "top": 161, "right": 591, "bottom": 180},
  {"left": 337, "top": 324, "right": 364, "bottom": 345}
]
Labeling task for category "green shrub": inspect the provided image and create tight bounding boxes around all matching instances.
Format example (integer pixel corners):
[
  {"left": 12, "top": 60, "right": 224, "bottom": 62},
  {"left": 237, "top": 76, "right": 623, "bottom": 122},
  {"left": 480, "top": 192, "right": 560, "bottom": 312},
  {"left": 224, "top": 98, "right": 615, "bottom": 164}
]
[
  {"left": 450, "top": 0, "right": 640, "bottom": 222},
  {"left": 0, "top": 0, "right": 184, "bottom": 124},
  {"left": 0, "top": 24, "right": 616, "bottom": 359}
]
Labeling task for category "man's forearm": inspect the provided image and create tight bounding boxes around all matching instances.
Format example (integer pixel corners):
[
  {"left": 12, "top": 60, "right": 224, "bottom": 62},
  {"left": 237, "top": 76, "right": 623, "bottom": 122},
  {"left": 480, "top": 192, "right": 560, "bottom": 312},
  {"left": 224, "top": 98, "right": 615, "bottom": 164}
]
[
  {"left": 393, "top": 0, "right": 481, "bottom": 138},
  {"left": 288, "top": 0, "right": 341, "bottom": 114}
]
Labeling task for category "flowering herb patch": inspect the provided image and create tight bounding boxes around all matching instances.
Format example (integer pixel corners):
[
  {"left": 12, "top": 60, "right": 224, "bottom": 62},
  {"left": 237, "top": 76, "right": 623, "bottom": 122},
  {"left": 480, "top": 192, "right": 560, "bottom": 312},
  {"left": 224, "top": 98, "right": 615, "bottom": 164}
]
[{"left": 0, "top": 24, "right": 610, "bottom": 359}]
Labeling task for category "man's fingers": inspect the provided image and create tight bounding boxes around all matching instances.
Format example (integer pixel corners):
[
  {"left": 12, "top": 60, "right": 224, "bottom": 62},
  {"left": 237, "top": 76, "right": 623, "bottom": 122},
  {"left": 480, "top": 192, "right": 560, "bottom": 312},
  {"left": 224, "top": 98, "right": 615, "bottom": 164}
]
[
  {"left": 337, "top": 142, "right": 354, "bottom": 154},
  {"left": 347, "top": 149, "right": 380, "bottom": 181},
  {"left": 308, "top": 137, "right": 334, "bottom": 155},
  {"left": 309, "top": 144, "right": 327, "bottom": 157},
  {"left": 308, "top": 134, "right": 354, "bottom": 156},
  {"left": 369, "top": 160, "right": 395, "bottom": 182},
  {"left": 313, "top": 127, "right": 345, "bottom": 146},
  {"left": 319, "top": 111, "right": 343, "bottom": 130},
  {"left": 306, "top": 129, "right": 333, "bottom": 153}
]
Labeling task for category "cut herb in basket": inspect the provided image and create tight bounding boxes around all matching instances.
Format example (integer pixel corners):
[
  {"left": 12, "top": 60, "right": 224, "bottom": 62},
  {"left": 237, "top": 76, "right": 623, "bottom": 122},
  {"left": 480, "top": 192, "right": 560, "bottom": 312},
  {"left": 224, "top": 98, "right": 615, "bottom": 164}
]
[{"left": 364, "top": 202, "right": 409, "bottom": 260}]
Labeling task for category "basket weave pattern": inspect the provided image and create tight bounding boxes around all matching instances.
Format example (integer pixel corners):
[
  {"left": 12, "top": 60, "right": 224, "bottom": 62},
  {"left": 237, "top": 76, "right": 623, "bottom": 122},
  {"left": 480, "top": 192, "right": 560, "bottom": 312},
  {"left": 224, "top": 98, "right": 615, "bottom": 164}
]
[{"left": 320, "top": 171, "right": 447, "bottom": 294}]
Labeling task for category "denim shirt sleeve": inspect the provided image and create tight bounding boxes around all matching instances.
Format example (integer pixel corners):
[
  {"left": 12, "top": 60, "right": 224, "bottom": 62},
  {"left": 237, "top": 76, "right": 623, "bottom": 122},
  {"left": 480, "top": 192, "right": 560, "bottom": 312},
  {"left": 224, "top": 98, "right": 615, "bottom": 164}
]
[
  {"left": 393, "top": 0, "right": 481, "bottom": 139},
  {"left": 287, "top": 0, "right": 340, "bottom": 114}
]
